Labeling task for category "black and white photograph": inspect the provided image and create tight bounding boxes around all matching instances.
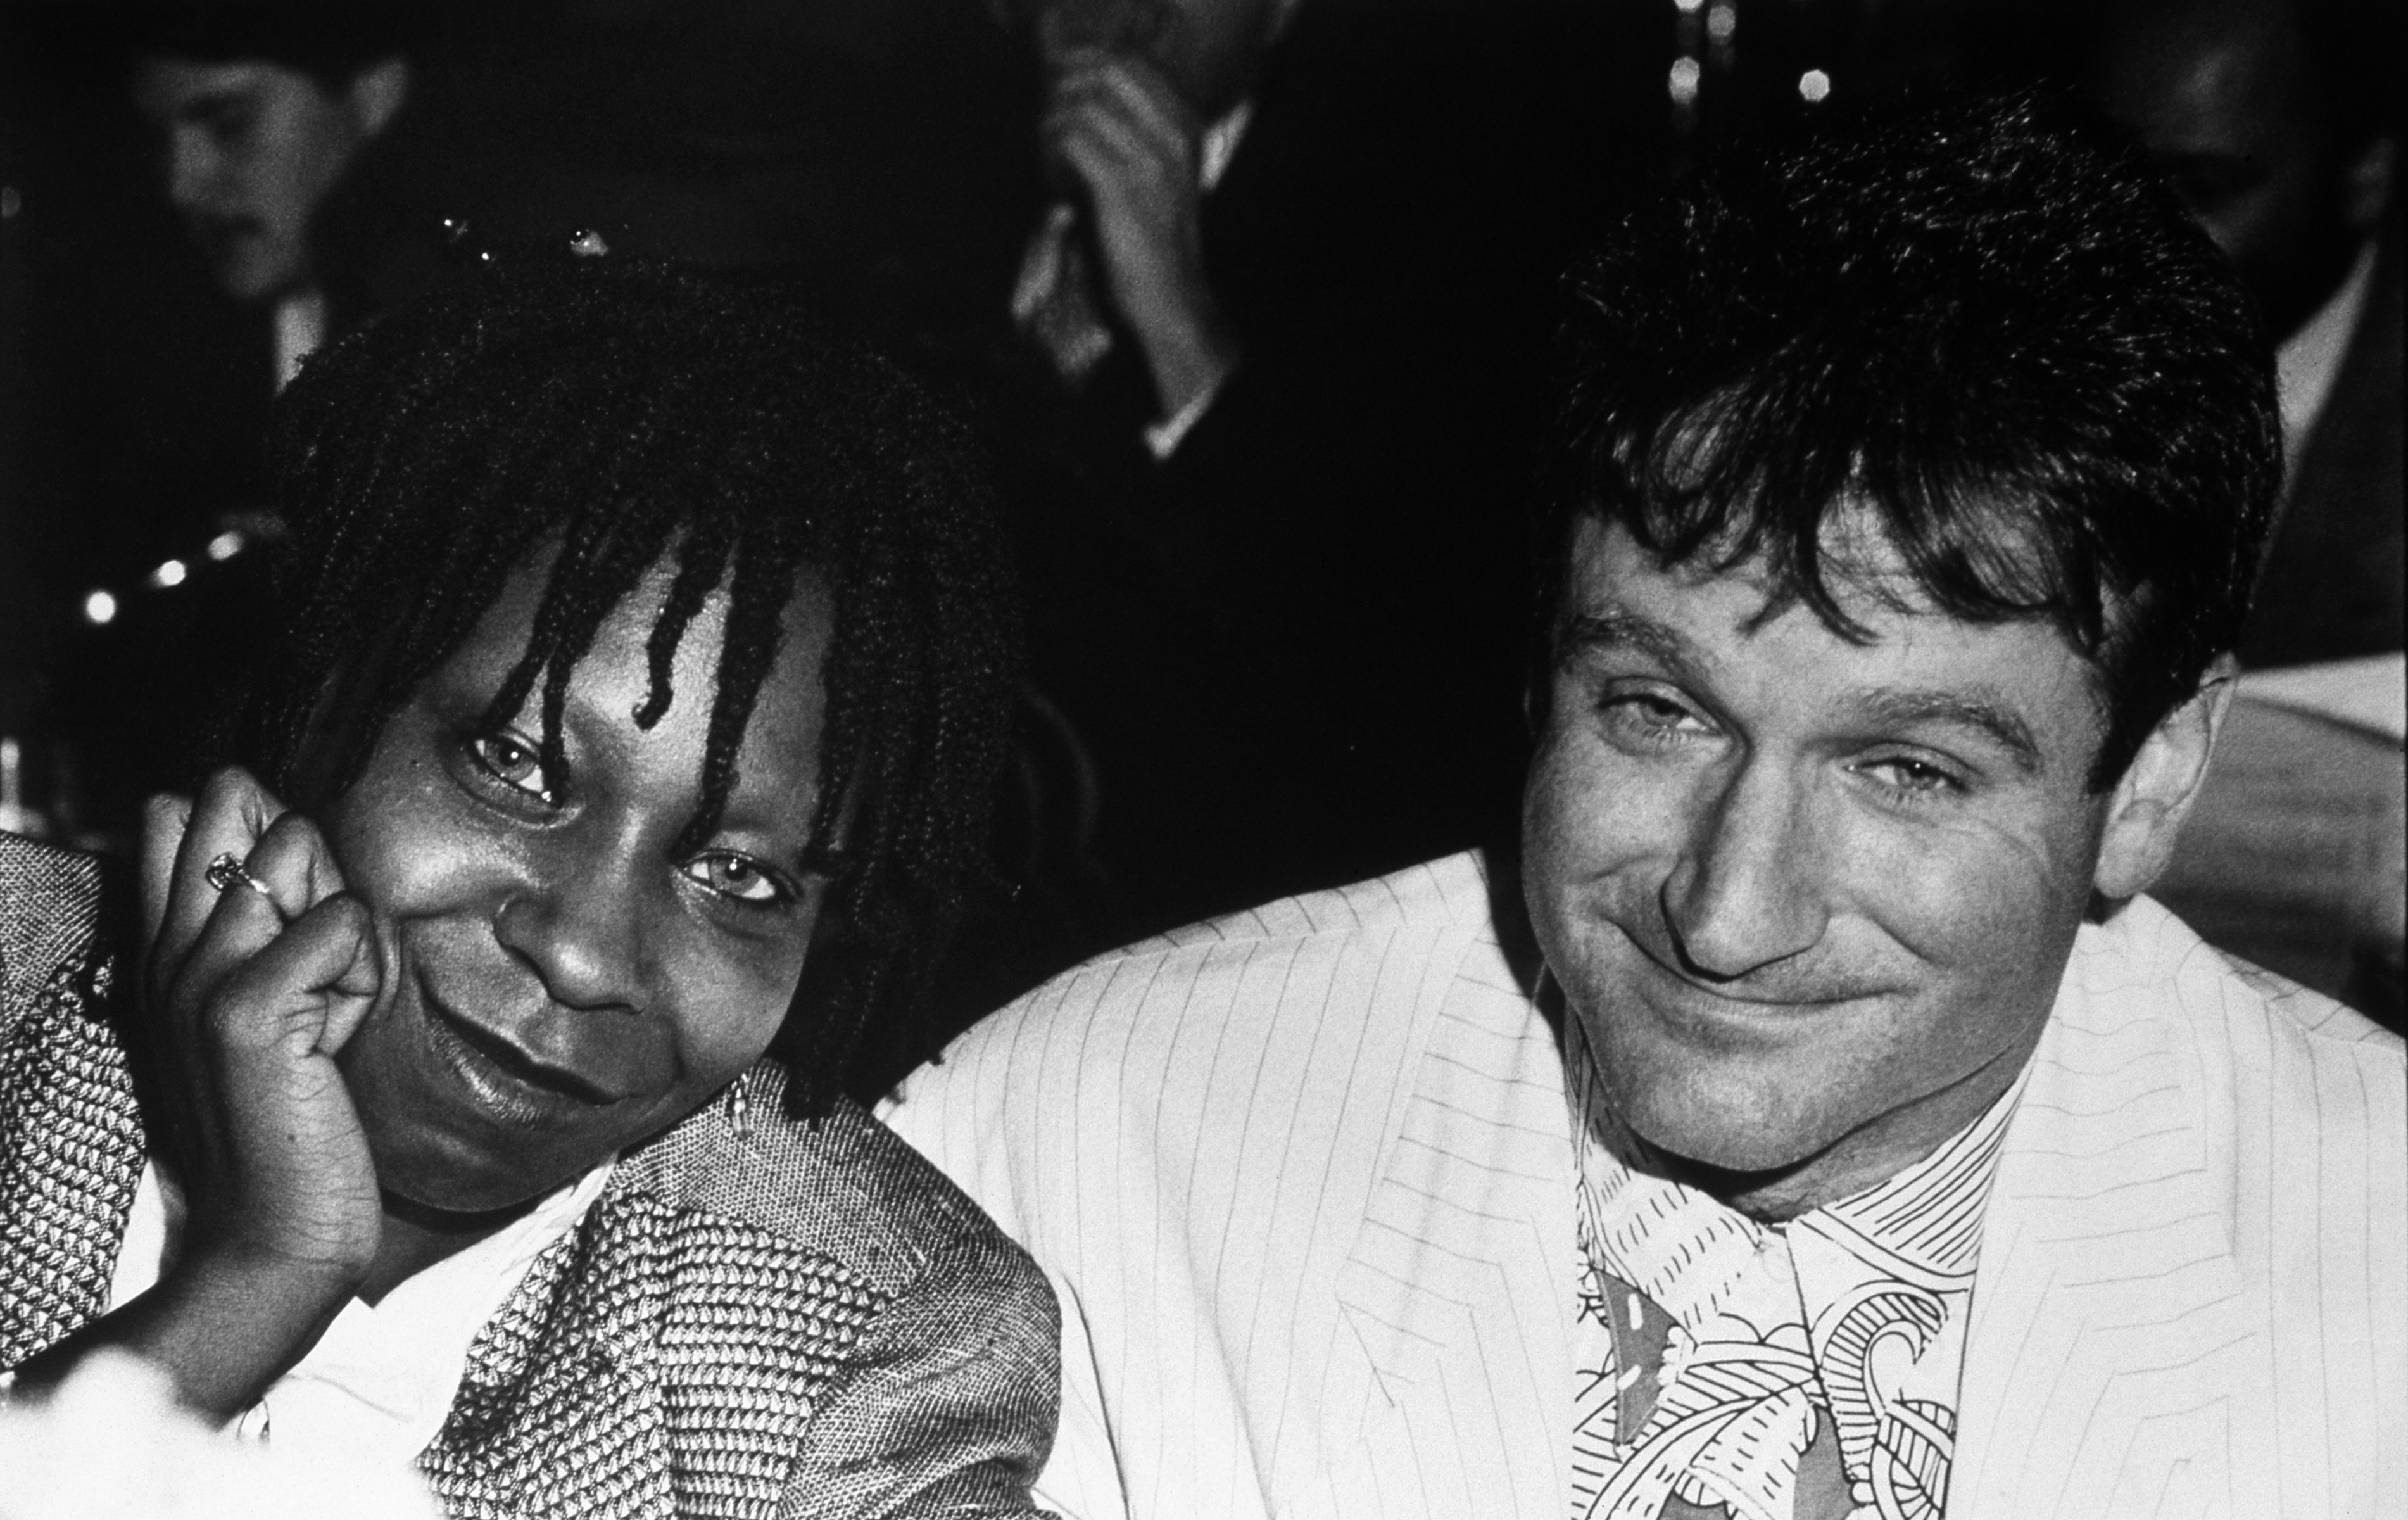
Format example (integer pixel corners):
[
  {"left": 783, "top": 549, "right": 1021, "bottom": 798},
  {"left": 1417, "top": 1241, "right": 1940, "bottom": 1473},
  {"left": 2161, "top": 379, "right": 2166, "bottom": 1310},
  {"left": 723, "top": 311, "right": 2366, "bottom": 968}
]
[{"left": 0, "top": 1, "right": 2399, "bottom": 1515}]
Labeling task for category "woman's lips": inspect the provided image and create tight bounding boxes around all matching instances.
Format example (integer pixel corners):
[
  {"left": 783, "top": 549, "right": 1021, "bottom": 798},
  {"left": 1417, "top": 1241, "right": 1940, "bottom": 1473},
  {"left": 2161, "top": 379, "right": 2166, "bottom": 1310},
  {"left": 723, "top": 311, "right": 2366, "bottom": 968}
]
[{"left": 419, "top": 989, "right": 622, "bottom": 1113}]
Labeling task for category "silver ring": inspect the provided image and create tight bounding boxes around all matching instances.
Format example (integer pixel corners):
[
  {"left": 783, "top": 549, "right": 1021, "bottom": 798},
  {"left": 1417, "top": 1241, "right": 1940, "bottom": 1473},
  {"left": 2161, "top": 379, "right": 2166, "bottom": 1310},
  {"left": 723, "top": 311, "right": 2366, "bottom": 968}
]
[{"left": 205, "top": 851, "right": 276, "bottom": 907}]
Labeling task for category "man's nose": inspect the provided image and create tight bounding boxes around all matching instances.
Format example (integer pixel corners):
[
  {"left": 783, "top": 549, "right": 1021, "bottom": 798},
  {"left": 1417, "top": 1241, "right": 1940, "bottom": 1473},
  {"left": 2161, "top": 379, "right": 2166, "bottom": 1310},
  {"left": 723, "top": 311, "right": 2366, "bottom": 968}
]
[
  {"left": 492, "top": 844, "right": 648, "bottom": 1015},
  {"left": 1660, "top": 757, "right": 1830, "bottom": 980},
  {"left": 165, "top": 127, "right": 217, "bottom": 211}
]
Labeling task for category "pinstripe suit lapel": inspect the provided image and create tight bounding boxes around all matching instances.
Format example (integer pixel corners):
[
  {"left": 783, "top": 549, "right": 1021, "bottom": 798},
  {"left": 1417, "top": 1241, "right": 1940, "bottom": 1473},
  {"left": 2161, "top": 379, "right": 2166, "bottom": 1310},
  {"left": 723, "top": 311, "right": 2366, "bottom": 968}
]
[
  {"left": 1332, "top": 940, "right": 1579, "bottom": 1519},
  {"left": 1951, "top": 916, "right": 2262, "bottom": 1520}
]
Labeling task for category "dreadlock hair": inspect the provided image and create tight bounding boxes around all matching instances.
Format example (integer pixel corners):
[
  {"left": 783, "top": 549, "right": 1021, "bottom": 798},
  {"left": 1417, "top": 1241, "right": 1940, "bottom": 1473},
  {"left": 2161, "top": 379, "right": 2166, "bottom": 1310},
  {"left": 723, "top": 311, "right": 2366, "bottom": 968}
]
[
  {"left": 1539, "top": 90, "right": 2281, "bottom": 788},
  {"left": 235, "top": 251, "right": 1019, "bottom": 1118}
]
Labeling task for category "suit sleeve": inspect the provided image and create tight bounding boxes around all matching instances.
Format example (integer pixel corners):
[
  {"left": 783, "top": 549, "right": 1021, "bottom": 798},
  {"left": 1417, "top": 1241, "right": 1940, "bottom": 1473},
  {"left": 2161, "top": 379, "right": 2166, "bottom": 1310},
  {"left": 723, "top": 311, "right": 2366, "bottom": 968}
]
[{"left": 777, "top": 1220, "right": 1063, "bottom": 1519}]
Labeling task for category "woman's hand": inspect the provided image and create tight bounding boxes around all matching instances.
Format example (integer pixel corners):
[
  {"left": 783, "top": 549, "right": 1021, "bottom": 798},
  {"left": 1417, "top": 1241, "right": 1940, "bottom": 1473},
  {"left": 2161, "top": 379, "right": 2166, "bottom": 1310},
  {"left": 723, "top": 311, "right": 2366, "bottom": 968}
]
[
  {"left": 11, "top": 768, "right": 387, "bottom": 1422},
  {"left": 141, "top": 766, "right": 386, "bottom": 1292}
]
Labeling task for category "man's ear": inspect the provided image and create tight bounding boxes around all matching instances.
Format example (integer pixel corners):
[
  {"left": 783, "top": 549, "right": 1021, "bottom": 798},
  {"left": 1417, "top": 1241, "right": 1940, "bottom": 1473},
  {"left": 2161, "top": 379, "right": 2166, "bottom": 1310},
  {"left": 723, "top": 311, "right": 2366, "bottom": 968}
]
[
  {"left": 2093, "top": 656, "right": 2236, "bottom": 901},
  {"left": 344, "top": 56, "right": 411, "bottom": 141},
  {"left": 2343, "top": 133, "right": 2396, "bottom": 234}
]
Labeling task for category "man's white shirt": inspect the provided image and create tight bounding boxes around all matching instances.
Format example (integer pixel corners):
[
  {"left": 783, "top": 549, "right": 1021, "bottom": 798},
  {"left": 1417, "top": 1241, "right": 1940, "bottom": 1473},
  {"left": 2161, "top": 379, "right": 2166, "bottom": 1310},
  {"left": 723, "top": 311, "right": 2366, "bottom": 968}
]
[{"left": 884, "top": 851, "right": 2405, "bottom": 1519}]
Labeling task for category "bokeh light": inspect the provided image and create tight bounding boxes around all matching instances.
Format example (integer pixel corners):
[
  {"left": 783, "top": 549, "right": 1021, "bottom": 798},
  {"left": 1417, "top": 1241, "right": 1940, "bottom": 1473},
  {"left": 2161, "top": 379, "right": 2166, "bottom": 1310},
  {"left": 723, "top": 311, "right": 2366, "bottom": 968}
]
[{"left": 1669, "top": 56, "right": 1702, "bottom": 106}]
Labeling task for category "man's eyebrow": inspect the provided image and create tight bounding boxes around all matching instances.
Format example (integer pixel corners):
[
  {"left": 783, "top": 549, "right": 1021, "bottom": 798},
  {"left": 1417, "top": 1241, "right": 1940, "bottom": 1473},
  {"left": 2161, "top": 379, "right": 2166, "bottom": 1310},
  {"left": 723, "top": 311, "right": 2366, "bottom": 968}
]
[
  {"left": 1557, "top": 611, "right": 1696, "bottom": 667},
  {"left": 1847, "top": 687, "right": 2046, "bottom": 775}
]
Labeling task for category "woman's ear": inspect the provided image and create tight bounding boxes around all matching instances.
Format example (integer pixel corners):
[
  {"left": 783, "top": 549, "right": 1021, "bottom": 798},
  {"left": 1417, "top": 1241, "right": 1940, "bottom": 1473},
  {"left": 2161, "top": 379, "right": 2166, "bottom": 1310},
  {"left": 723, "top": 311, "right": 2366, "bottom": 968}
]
[{"left": 2092, "top": 657, "right": 2236, "bottom": 902}]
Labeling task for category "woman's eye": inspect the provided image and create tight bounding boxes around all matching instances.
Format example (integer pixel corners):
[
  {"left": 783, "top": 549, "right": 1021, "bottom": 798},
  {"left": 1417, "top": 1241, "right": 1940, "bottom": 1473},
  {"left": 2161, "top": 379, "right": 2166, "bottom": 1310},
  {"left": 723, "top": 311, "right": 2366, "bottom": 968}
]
[
  {"left": 684, "top": 852, "right": 791, "bottom": 906},
  {"left": 467, "top": 733, "right": 554, "bottom": 801}
]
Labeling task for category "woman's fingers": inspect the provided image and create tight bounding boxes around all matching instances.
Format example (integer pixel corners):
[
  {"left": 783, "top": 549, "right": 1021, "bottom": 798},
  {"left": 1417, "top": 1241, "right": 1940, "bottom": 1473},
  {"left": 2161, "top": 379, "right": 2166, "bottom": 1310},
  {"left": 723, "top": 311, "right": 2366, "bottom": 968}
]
[
  {"left": 201, "top": 893, "right": 380, "bottom": 1058},
  {"left": 152, "top": 768, "right": 289, "bottom": 1001},
  {"left": 166, "top": 809, "right": 344, "bottom": 1027},
  {"left": 177, "top": 890, "right": 384, "bottom": 1281},
  {"left": 139, "top": 792, "right": 193, "bottom": 960},
  {"left": 241, "top": 807, "right": 350, "bottom": 922}
]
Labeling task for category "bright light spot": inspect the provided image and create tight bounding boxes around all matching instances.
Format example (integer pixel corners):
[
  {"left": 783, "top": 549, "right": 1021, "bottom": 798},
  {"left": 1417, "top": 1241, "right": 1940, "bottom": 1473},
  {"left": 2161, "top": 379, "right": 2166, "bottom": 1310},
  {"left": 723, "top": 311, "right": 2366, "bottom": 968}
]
[
  {"left": 1674, "top": 0, "right": 1705, "bottom": 12},
  {"left": 149, "top": 559, "right": 188, "bottom": 590},
  {"left": 1668, "top": 56, "right": 1702, "bottom": 106},
  {"left": 1798, "top": 69, "right": 1832, "bottom": 103},
  {"left": 0, "top": 187, "right": 20, "bottom": 219},
  {"left": 84, "top": 590, "right": 117, "bottom": 625},
  {"left": 1706, "top": 2, "right": 1736, "bottom": 42},
  {"left": 206, "top": 530, "right": 245, "bottom": 561}
]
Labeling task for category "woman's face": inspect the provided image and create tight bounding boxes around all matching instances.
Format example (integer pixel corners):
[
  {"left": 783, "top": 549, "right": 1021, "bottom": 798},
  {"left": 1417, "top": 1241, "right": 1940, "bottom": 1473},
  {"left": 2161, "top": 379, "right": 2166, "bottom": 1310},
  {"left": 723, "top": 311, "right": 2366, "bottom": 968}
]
[{"left": 322, "top": 555, "right": 836, "bottom": 1215}]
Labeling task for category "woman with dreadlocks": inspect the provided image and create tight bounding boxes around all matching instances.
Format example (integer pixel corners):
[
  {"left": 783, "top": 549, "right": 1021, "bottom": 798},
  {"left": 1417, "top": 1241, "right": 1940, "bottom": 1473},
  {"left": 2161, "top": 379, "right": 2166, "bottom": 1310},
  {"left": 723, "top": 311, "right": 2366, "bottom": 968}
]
[{"left": 0, "top": 254, "right": 1056, "bottom": 1514}]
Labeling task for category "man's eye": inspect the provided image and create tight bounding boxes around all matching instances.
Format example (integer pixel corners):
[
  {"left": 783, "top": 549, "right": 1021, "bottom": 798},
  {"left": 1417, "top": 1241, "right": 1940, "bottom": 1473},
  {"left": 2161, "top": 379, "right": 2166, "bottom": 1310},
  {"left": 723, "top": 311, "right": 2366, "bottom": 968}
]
[
  {"left": 684, "top": 852, "right": 791, "bottom": 906},
  {"left": 1600, "top": 690, "right": 1708, "bottom": 746},
  {"left": 467, "top": 734, "right": 555, "bottom": 801},
  {"left": 1860, "top": 756, "right": 1964, "bottom": 799},
  {"left": 196, "top": 106, "right": 258, "bottom": 148}
]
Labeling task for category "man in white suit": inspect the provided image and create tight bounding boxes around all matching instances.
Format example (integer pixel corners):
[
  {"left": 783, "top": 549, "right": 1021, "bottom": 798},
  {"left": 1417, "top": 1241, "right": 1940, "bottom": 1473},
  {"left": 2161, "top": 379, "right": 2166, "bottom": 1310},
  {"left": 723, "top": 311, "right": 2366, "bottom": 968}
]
[{"left": 885, "top": 93, "right": 2407, "bottom": 1519}]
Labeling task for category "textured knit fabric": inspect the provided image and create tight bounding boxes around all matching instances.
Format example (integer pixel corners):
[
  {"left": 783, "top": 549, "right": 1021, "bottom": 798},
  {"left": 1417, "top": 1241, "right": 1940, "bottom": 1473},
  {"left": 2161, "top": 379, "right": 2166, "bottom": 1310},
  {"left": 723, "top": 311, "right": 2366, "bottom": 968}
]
[
  {"left": 885, "top": 849, "right": 2406, "bottom": 1520},
  {"left": 1566, "top": 1011, "right": 2024, "bottom": 1520},
  {"left": 0, "top": 833, "right": 1061, "bottom": 1519},
  {"left": 110, "top": 1153, "right": 617, "bottom": 1468}
]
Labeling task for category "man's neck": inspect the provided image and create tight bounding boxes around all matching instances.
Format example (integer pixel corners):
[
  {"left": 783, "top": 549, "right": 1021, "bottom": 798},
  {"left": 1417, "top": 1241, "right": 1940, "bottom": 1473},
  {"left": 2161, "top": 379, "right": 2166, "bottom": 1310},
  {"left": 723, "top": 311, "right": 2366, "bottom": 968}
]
[{"left": 1594, "top": 1030, "right": 2042, "bottom": 1224}]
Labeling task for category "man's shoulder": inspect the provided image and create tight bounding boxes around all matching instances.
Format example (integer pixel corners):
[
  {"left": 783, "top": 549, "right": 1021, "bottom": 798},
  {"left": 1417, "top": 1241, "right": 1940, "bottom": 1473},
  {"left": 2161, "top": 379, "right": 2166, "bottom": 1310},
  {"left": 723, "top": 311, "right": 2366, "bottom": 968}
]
[
  {"left": 2090, "top": 894, "right": 2402, "bottom": 1067},
  {"left": 881, "top": 851, "right": 1541, "bottom": 1231},
  {"left": 911, "top": 851, "right": 1506, "bottom": 1092},
  {"left": 2057, "top": 894, "right": 2403, "bottom": 1157},
  {"left": 1148, "top": 848, "right": 1501, "bottom": 953}
]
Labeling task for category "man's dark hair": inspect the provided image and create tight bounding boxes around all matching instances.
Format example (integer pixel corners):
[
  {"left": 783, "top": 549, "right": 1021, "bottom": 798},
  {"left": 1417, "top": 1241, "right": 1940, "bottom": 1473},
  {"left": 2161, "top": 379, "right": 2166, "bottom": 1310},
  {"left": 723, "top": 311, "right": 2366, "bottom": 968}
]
[
  {"left": 237, "top": 252, "right": 1020, "bottom": 1117},
  {"left": 121, "top": 2, "right": 418, "bottom": 91},
  {"left": 1540, "top": 91, "right": 2281, "bottom": 785},
  {"left": 2295, "top": 0, "right": 2400, "bottom": 149}
]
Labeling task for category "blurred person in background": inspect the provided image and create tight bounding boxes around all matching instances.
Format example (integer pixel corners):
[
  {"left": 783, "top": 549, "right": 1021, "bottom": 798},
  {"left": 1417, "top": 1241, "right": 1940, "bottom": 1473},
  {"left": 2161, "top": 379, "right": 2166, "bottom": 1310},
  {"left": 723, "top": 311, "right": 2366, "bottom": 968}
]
[
  {"left": 131, "top": 3, "right": 416, "bottom": 388},
  {"left": 0, "top": 3, "right": 443, "bottom": 851},
  {"left": 2085, "top": 0, "right": 2404, "bottom": 1027},
  {"left": 1007, "top": 0, "right": 1293, "bottom": 451},
  {"left": 952, "top": 0, "right": 1640, "bottom": 1014}
]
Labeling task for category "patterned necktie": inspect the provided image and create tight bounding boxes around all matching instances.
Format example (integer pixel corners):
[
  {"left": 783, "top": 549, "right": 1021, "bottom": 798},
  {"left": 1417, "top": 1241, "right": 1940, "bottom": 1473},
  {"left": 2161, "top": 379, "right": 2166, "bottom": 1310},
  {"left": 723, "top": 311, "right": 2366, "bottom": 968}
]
[{"left": 1566, "top": 1023, "right": 2024, "bottom": 1520}]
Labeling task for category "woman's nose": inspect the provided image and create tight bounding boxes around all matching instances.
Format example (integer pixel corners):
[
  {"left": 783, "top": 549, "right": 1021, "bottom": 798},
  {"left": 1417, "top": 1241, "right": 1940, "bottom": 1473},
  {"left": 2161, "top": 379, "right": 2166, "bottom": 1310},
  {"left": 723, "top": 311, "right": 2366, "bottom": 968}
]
[
  {"left": 1660, "top": 759, "right": 1830, "bottom": 980},
  {"left": 491, "top": 847, "right": 646, "bottom": 1013}
]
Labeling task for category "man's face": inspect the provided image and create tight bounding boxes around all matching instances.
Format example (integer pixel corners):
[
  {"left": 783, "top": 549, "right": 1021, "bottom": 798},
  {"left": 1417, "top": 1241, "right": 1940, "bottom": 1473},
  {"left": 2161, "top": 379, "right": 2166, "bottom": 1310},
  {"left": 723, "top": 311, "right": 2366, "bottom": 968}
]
[
  {"left": 2084, "top": 6, "right": 2373, "bottom": 339},
  {"left": 1522, "top": 516, "right": 2114, "bottom": 1183},
  {"left": 134, "top": 58, "right": 372, "bottom": 303}
]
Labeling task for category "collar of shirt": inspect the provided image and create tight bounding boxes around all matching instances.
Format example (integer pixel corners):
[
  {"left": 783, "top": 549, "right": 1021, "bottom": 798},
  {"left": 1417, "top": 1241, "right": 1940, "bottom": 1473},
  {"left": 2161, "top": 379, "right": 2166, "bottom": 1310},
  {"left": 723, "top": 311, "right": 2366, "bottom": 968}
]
[
  {"left": 1565, "top": 1014, "right": 2029, "bottom": 1520},
  {"left": 272, "top": 286, "right": 330, "bottom": 395},
  {"left": 110, "top": 1153, "right": 614, "bottom": 1466},
  {"left": 2275, "top": 237, "right": 2380, "bottom": 458}
]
